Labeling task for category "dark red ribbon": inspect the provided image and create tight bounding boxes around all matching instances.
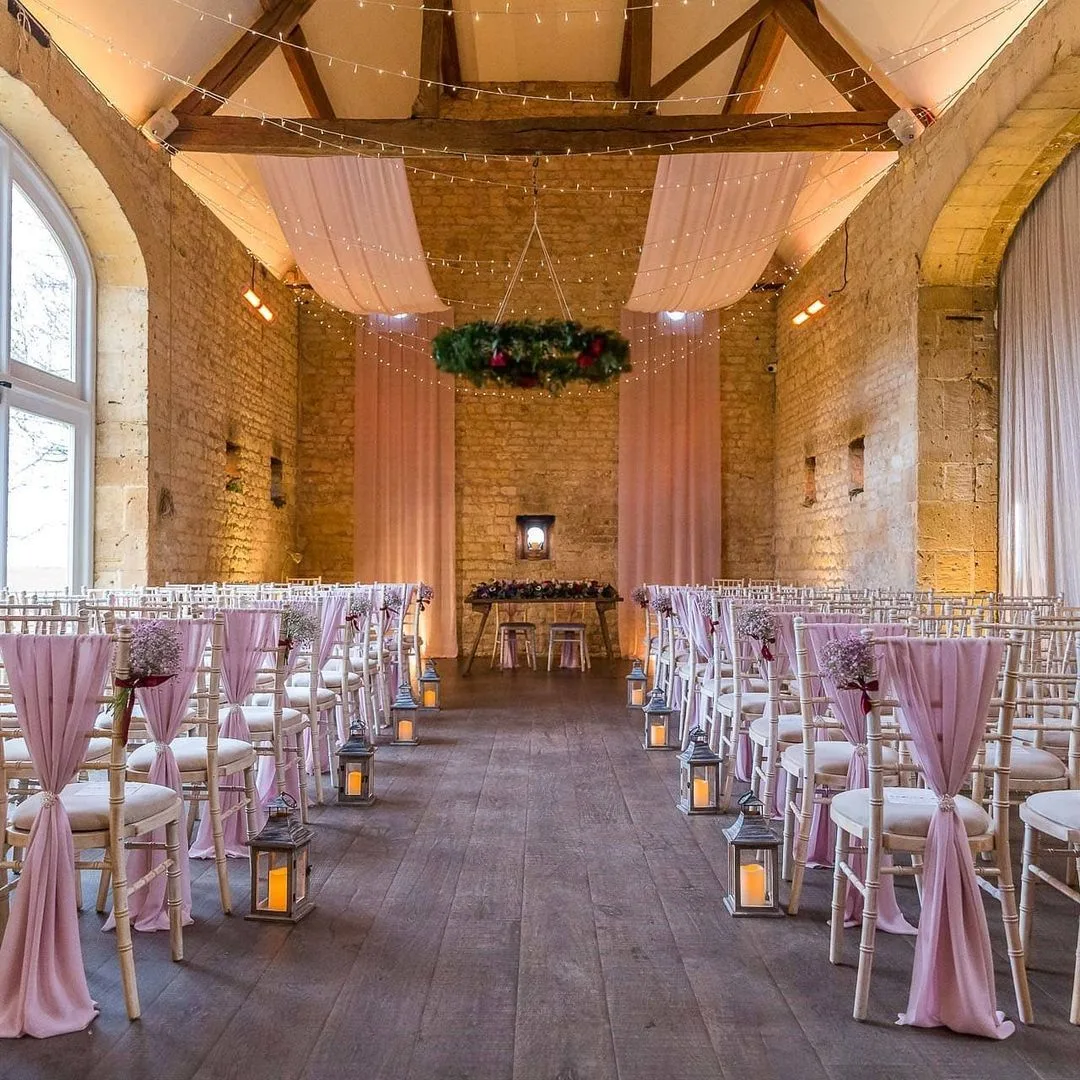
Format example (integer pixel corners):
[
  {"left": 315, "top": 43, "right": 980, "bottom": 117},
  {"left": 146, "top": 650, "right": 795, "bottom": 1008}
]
[
  {"left": 761, "top": 642, "right": 774, "bottom": 661},
  {"left": 114, "top": 674, "right": 173, "bottom": 743}
]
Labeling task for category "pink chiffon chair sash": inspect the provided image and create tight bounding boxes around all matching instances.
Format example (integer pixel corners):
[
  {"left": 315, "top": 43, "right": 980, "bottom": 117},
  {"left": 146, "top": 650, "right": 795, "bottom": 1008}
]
[
  {"left": 0, "top": 633, "right": 112, "bottom": 1038},
  {"left": 719, "top": 599, "right": 755, "bottom": 781},
  {"left": 881, "top": 636, "right": 1013, "bottom": 1039},
  {"left": 191, "top": 609, "right": 278, "bottom": 859},
  {"left": 110, "top": 620, "right": 210, "bottom": 932},
  {"left": 671, "top": 589, "right": 714, "bottom": 734},
  {"left": 806, "top": 622, "right": 916, "bottom": 930}
]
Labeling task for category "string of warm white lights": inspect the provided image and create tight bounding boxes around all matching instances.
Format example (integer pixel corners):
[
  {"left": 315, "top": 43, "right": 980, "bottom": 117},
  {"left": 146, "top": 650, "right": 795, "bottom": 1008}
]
[{"left": 165, "top": 0, "right": 1042, "bottom": 108}]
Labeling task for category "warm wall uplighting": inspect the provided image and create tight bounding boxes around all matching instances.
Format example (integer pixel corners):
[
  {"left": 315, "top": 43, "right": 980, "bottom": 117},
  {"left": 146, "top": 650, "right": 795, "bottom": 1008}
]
[{"left": 792, "top": 298, "right": 826, "bottom": 326}]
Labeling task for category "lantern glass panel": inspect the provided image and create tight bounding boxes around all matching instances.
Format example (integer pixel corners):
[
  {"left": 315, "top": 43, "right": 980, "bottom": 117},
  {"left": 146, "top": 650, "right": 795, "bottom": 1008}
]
[
  {"left": 691, "top": 765, "right": 714, "bottom": 810},
  {"left": 344, "top": 761, "right": 366, "bottom": 797},
  {"left": 647, "top": 716, "right": 668, "bottom": 748},
  {"left": 397, "top": 716, "right": 416, "bottom": 742},
  {"left": 735, "top": 847, "right": 777, "bottom": 908},
  {"left": 257, "top": 850, "right": 292, "bottom": 914},
  {"left": 421, "top": 684, "right": 439, "bottom": 708},
  {"left": 295, "top": 848, "right": 308, "bottom": 904}
]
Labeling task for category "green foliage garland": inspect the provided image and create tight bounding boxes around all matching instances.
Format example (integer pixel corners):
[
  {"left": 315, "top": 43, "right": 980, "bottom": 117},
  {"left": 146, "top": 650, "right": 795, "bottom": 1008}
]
[{"left": 432, "top": 319, "right": 631, "bottom": 393}]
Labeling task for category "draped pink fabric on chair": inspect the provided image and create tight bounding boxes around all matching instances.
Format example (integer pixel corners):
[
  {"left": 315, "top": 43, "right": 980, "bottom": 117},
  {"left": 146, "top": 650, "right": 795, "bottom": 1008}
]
[
  {"left": 355, "top": 315, "right": 457, "bottom": 657},
  {"left": 259, "top": 156, "right": 446, "bottom": 316},
  {"left": 807, "top": 622, "right": 916, "bottom": 930},
  {"left": 109, "top": 619, "right": 210, "bottom": 933},
  {"left": 0, "top": 633, "right": 112, "bottom": 1038},
  {"left": 881, "top": 636, "right": 1014, "bottom": 1039},
  {"left": 617, "top": 311, "right": 723, "bottom": 655},
  {"left": 191, "top": 610, "right": 279, "bottom": 860}
]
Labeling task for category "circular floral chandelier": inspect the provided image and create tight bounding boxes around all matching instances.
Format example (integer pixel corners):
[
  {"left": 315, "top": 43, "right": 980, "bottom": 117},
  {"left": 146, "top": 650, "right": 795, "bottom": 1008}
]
[{"left": 431, "top": 159, "right": 631, "bottom": 394}]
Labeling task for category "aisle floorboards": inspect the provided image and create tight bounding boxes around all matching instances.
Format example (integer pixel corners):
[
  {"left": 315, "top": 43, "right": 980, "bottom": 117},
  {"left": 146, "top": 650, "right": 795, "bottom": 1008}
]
[{"left": 6, "top": 667, "right": 1079, "bottom": 1080}]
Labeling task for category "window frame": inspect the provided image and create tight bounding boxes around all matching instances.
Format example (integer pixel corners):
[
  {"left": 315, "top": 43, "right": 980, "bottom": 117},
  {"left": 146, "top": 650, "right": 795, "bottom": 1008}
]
[{"left": 0, "top": 130, "right": 95, "bottom": 591}]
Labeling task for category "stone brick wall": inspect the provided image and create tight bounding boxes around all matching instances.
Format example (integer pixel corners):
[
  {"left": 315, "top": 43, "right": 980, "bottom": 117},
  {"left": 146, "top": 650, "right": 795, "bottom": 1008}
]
[{"left": 0, "top": 19, "right": 300, "bottom": 586}]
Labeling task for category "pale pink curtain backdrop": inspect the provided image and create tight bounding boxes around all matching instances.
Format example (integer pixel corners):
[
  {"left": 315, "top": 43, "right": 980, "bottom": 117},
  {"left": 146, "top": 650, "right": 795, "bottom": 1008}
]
[
  {"left": 618, "top": 310, "right": 723, "bottom": 653},
  {"left": 259, "top": 156, "right": 446, "bottom": 315},
  {"left": 999, "top": 147, "right": 1080, "bottom": 604},
  {"left": 355, "top": 314, "right": 458, "bottom": 657},
  {"left": 627, "top": 153, "right": 809, "bottom": 313}
]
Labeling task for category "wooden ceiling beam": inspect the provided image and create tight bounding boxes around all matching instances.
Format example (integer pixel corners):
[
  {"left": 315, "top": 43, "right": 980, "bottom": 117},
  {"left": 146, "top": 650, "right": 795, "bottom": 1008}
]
[
  {"left": 649, "top": 0, "right": 773, "bottom": 104},
  {"left": 174, "top": 0, "right": 320, "bottom": 117},
  {"left": 627, "top": 3, "right": 653, "bottom": 104},
  {"left": 771, "top": 0, "right": 898, "bottom": 113},
  {"left": 412, "top": 0, "right": 449, "bottom": 118},
  {"left": 722, "top": 13, "right": 786, "bottom": 116},
  {"left": 282, "top": 25, "right": 336, "bottom": 119},
  {"left": 167, "top": 111, "right": 901, "bottom": 156},
  {"left": 442, "top": 1, "right": 462, "bottom": 96}
]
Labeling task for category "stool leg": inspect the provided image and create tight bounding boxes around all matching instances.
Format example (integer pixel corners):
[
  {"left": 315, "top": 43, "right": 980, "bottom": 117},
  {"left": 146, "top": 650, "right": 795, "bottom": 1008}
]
[{"left": 547, "top": 631, "right": 556, "bottom": 672}]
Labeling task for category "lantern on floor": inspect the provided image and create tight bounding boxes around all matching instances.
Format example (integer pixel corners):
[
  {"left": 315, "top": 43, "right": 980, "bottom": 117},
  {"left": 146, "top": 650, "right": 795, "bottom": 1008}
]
[
  {"left": 391, "top": 682, "right": 420, "bottom": 745},
  {"left": 246, "top": 793, "right": 315, "bottom": 923},
  {"left": 419, "top": 659, "right": 441, "bottom": 709},
  {"left": 678, "top": 727, "right": 721, "bottom": 815},
  {"left": 642, "top": 688, "right": 677, "bottom": 751},
  {"left": 626, "top": 659, "right": 647, "bottom": 708},
  {"left": 722, "top": 791, "right": 782, "bottom": 917},
  {"left": 336, "top": 720, "right": 375, "bottom": 805}
]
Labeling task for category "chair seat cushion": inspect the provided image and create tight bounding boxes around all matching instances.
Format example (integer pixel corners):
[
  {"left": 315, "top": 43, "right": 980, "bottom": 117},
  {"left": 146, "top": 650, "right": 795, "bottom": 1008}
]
[
  {"left": 748, "top": 715, "right": 804, "bottom": 746},
  {"left": 1014, "top": 727, "right": 1072, "bottom": 751},
  {"left": 292, "top": 667, "right": 363, "bottom": 691},
  {"left": 128, "top": 737, "right": 255, "bottom": 775},
  {"left": 242, "top": 705, "right": 305, "bottom": 734},
  {"left": 11, "top": 781, "right": 179, "bottom": 833},
  {"left": 986, "top": 743, "right": 1067, "bottom": 783},
  {"left": 1020, "top": 790, "right": 1080, "bottom": 842},
  {"left": 717, "top": 692, "right": 769, "bottom": 716},
  {"left": 499, "top": 622, "right": 536, "bottom": 630},
  {"left": 831, "top": 787, "right": 991, "bottom": 840},
  {"left": 781, "top": 741, "right": 899, "bottom": 778},
  {"left": 4, "top": 736, "right": 112, "bottom": 765},
  {"left": 280, "top": 685, "right": 337, "bottom": 710},
  {"left": 717, "top": 678, "right": 769, "bottom": 695}
]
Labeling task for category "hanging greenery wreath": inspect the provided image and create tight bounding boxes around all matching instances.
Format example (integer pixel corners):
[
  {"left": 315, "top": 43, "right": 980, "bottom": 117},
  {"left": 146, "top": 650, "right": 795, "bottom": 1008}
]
[{"left": 432, "top": 319, "right": 631, "bottom": 393}]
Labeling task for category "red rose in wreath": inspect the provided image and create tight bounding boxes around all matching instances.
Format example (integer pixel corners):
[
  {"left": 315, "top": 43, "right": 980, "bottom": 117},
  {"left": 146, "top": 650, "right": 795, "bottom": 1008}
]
[{"left": 491, "top": 350, "right": 508, "bottom": 368}]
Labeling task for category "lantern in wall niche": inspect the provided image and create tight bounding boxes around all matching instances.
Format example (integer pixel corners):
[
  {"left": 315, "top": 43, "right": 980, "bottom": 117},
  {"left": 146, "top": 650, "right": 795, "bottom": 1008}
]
[
  {"left": 722, "top": 791, "right": 782, "bottom": 917},
  {"left": 678, "top": 727, "right": 721, "bottom": 815},
  {"left": 391, "top": 682, "right": 420, "bottom": 745},
  {"left": 419, "top": 659, "right": 441, "bottom": 709},
  {"left": 246, "top": 793, "right": 315, "bottom": 923},
  {"left": 642, "top": 688, "right": 677, "bottom": 751},
  {"left": 626, "top": 659, "right": 647, "bottom": 708},
  {"left": 336, "top": 720, "right": 375, "bottom": 805}
]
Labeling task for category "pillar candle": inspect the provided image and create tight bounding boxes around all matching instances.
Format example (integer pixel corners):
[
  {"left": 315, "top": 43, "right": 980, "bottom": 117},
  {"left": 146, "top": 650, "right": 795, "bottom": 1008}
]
[
  {"left": 347, "top": 770, "right": 363, "bottom": 796},
  {"left": 267, "top": 866, "right": 289, "bottom": 912},
  {"left": 693, "top": 776, "right": 710, "bottom": 808},
  {"left": 631, "top": 687, "right": 644, "bottom": 706},
  {"left": 649, "top": 723, "right": 666, "bottom": 746},
  {"left": 423, "top": 688, "right": 437, "bottom": 707},
  {"left": 740, "top": 862, "right": 768, "bottom": 906},
  {"left": 398, "top": 719, "right": 414, "bottom": 741}
]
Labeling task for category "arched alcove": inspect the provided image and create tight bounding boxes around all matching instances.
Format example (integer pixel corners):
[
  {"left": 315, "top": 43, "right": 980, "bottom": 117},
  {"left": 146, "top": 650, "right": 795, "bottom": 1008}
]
[{"left": 0, "top": 67, "right": 149, "bottom": 586}]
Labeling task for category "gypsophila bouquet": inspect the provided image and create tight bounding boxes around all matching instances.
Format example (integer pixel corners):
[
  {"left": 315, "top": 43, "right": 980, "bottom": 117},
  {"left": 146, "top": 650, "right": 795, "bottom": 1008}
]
[
  {"left": 281, "top": 604, "right": 319, "bottom": 650},
  {"left": 631, "top": 585, "right": 649, "bottom": 609},
  {"left": 114, "top": 620, "right": 182, "bottom": 741},
  {"left": 348, "top": 593, "right": 372, "bottom": 625},
  {"left": 736, "top": 604, "right": 776, "bottom": 660},
  {"left": 417, "top": 583, "right": 435, "bottom": 611},
  {"left": 651, "top": 594, "right": 673, "bottom": 618},
  {"left": 819, "top": 634, "right": 878, "bottom": 714},
  {"left": 382, "top": 587, "right": 403, "bottom": 614}
]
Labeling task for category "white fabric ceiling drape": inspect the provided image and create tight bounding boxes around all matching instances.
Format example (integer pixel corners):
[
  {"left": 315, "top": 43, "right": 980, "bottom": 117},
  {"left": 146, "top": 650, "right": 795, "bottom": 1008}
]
[
  {"left": 617, "top": 310, "right": 724, "bottom": 651},
  {"left": 999, "top": 149, "right": 1080, "bottom": 604},
  {"left": 260, "top": 156, "right": 445, "bottom": 315},
  {"left": 627, "top": 152, "right": 810, "bottom": 313},
  {"left": 354, "top": 313, "right": 458, "bottom": 656}
]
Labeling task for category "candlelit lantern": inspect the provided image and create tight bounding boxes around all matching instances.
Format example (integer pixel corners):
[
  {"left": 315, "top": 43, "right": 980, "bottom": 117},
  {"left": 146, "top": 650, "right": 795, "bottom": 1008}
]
[
  {"left": 642, "top": 688, "right": 677, "bottom": 751},
  {"left": 419, "top": 659, "right": 441, "bottom": 710},
  {"left": 246, "top": 793, "right": 315, "bottom": 923},
  {"left": 678, "top": 727, "right": 721, "bottom": 814},
  {"left": 722, "top": 791, "right": 782, "bottom": 917},
  {"left": 391, "top": 682, "right": 420, "bottom": 745},
  {"left": 626, "top": 659, "right": 647, "bottom": 708},
  {"left": 336, "top": 720, "right": 375, "bottom": 805}
]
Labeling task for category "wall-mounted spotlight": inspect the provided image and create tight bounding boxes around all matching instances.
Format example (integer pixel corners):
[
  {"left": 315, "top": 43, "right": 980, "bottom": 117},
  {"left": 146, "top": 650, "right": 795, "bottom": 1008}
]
[
  {"left": 792, "top": 298, "right": 826, "bottom": 326},
  {"left": 243, "top": 258, "right": 274, "bottom": 323}
]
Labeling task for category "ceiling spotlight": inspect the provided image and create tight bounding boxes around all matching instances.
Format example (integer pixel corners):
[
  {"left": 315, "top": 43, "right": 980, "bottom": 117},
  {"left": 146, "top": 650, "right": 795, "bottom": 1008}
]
[{"left": 663, "top": 310, "right": 687, "bottom": 322}]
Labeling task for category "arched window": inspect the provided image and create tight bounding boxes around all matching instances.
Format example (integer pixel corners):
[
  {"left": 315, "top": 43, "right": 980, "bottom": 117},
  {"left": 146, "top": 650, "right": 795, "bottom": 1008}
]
[{"left": 0, "top": 129, "right": 93, "bottom": 591}]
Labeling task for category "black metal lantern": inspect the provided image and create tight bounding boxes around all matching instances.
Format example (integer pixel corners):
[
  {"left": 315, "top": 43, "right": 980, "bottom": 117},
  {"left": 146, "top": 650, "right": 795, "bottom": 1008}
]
[
  {"left": 336, "top": 720, "right": 375, "bottom": 805},
  {"left": 722, "top": 791, "right": 782, "bottom": 916},
  {"left": 246, "top": 793, "right": 315, "bottom": 923},
  {"left": 391, "top": 682, "right": 420, "bottom": 745},
  {"left": 678, "top": 727, "right": 721, "bottom": 814},
  {"left": 642, "top": 688, "right": 677, "bottom": 751},
  {"left": 626, "top": 659, "right": 647, "bottom": 708},
  {"left": 419, "top": 659, "right": 441, "bottom": 710}
]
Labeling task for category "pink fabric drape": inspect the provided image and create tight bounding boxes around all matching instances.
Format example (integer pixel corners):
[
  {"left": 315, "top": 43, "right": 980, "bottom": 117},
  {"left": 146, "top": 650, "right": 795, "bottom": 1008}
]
[
  {"left": 259, "top": 156, "right": 445, "bottom": 315},
  {"left": 617, "top": 311, "right": 723, "bottom": 654},
  {"left": 355, "top": 315, "right": 457, "bottom": 657},
  {"left": 191, "top": 610, "right": 278, "bottom": 860},
  {"left": 0, "top": 633, "right": 112, "bottom": 1038},
  {"left": 671, "top": 588, "right": 714, "bottom": 739},
  {"left": 807, "top": 622, "right": 916, "bottom": 930},
  {"left": 881, "top": 637, "right": 1013, "bottom": 1039},
  {"left": 718, "top": 598, "right": 755, "bottom": 782},
  {"left": 627, "top": 153, "right": 810, "bottom": 313},
  {"left": 108, "top": 620, "right": 210, "bottom": 933}
]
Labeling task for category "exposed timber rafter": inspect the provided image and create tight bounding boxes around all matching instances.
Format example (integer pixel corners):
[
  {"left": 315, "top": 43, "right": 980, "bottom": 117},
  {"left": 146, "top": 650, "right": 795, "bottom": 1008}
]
[
  {"left": 412, "top": 0, "right": 451, "bottom": 118},
  {"left": 282, "top": 24, "right": 336, "bottom": 118},
  {"left": 722, "top": 12, "right": 786, "bottom": 116}
]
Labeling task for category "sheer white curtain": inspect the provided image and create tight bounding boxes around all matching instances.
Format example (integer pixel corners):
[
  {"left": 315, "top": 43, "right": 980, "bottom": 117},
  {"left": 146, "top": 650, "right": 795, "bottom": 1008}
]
[
  {"left": 355, "top": 314, "right": 458, "bottom": 656},
  {"left": 617, "top": 310, "right": 724, "bottom": 650},
  {"left": 999, "top": 149, "right": 1080, "bottom": 603},
  {"left": 260, "top": 156, "right": 445, "bottom": 315},
  {"left": 627, "top": 153, "right": 809, "bottom": 313}
]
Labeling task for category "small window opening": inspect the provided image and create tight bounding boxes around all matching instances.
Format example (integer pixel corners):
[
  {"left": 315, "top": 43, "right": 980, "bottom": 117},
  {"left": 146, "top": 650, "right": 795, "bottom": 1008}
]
[
  {"left": 848, "top": 437, "right": 865, "bottom": 499},
  {"left": 225, "top": 440, "right": 242, "bottom": 493},
  {"left": 270, "top": 456, "right": 286, "bottom": 508},
  {"left": 803, "top": 457, "right": 816, "bottom": 507}
]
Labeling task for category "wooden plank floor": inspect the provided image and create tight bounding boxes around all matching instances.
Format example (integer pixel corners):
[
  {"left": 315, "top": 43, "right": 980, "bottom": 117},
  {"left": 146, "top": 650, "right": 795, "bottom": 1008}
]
[{"left": 6, "top": 666, "right": 1080, "bottom": 1079}]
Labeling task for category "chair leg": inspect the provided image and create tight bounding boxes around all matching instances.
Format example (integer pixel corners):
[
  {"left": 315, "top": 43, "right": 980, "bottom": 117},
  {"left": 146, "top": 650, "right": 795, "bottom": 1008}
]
[
  {"left": 1071, "top": 910, "right": 1080, "bottom": 1025},
  {"left": 164, "top": 818, "right": 184, "bottom": 962},
  {"left": 96, "top": 859, "right": 112, "bottom": 914},
  {"left": 787, "top": 775, "right": 814, "bottom": 916},
  {"left": 852, "top": 837, "right": 882, "bottom": 1021},
  {"left": 781, "top": 770, "right": 797, "bottom": 881},
  {"left": 547, "top": 632, "right": 556, "bottom": 672},
  {"left": 310, "top": 713, "right": 325, "bottom": 805},
  {"left": 996, "top": 835, "right": 1034, "bottom": 1024},
  {"left": 208, "top": 770, "right": 232, "bottom": 915},
  {"left": 293, "top": 734, "right": 309, "bottom": 824},
  {"left": 243, "top": 765, "right": 259, "bottom": 842},
  {"left": 829, "top": 827, "right": 847, "bottom": 965},
  {"left": 1019, "top": 823, "right": 1037, "bottom": 957},
  {"left": 109, "top": 831, "right": 141, "bottom": 1021}
]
